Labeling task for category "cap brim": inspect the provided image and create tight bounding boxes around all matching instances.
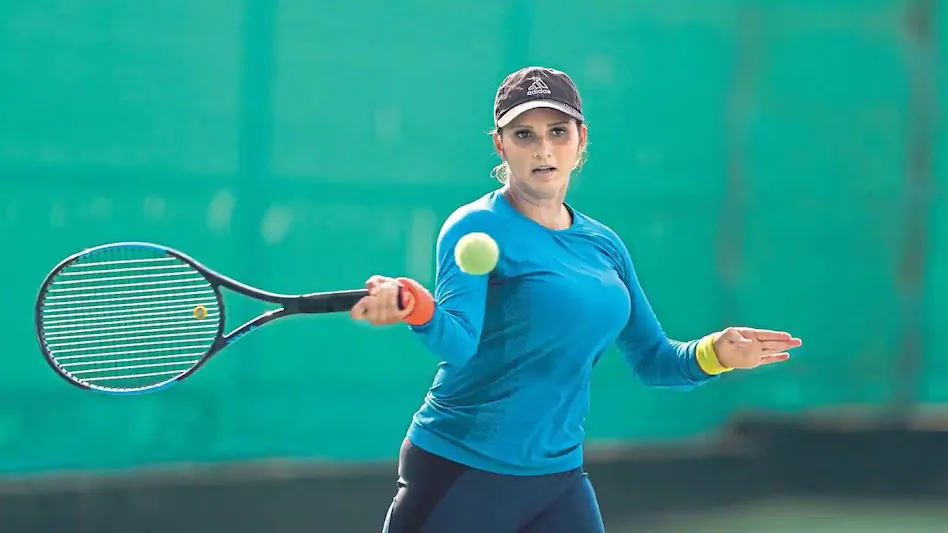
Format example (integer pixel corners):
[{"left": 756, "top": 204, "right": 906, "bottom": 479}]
[{"left": 496, "top": 100, "right": 584, "bottom": 128}]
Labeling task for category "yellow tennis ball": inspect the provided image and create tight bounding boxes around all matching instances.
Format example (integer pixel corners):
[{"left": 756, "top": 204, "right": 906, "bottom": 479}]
[
  {"left": 454, "top": 232, "right": 499, "bottom": 275},
  {"left": 193, "top": 305, "right": 208, "bottom": 320}
]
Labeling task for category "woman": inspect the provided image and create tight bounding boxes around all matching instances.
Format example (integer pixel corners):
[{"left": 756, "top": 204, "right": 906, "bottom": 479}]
[{"left": 351, "top": 66, "right": 802, "bottom": 533}]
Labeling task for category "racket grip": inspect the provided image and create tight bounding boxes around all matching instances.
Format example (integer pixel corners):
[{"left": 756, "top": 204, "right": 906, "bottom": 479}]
[{"left": 297, "top": 289, "right": 369, "bottom": 314}]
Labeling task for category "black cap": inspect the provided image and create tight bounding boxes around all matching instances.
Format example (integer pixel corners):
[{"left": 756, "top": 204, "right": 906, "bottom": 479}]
[{"left": 493, "top": 66, "right": 584, "bottom": 128}]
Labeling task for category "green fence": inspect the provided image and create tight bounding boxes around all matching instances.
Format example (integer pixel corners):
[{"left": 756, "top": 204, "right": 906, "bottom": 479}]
[{"left": 0, "top": 1, "right": 944, "bottom": 475}]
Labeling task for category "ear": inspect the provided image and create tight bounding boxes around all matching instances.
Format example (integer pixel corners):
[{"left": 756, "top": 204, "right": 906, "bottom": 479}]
[
  {"left": 492, "top": 130, "right": 505, "bottom": 160},
  {"left": 577, "top": 123, "right": 588, "bottom": 153}
]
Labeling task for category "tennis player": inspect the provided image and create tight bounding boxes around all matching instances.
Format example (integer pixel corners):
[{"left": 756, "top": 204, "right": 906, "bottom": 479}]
[{"left": 351, "top": 65, "right": 803, "bottom": 533}]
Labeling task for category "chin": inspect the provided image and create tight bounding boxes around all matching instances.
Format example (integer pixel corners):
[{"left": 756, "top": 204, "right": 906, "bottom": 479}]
[{"left": 529, "top": 176, "right": 569, "bottom": 198}]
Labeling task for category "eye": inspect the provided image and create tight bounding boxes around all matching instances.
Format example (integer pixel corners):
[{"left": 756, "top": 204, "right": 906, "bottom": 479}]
[
  {"left": 551, "top": 127, "right": 567, "bottom": 137},
  {"left": 514, "top": 130, "right": 532, "bottom": 140}
]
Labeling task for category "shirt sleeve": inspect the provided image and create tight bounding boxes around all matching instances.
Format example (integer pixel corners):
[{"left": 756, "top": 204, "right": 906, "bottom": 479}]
[
  {"left": 407, "top": 208, "right": 493, "bottom": 368},
  {"left": 611, "top": 235, "right": 717, "bottom": 390}
]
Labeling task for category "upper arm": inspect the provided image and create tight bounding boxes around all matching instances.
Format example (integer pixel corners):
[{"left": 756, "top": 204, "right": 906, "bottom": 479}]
[
  {"left": 612, "top": 239, "right": 671, "bottom": 366},
  {"left": 610, "top": 232, "right": 712, "bottom": 388}
]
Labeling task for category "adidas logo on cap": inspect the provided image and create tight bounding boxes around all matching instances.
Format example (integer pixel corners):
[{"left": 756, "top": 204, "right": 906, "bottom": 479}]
[{"left": 526, "top": 78, "right": 552, "bottom": 96}]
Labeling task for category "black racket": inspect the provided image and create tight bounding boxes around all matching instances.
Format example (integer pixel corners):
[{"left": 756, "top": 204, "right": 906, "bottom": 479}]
[{"left": 34, "top": 242, "right": 381, "bottom": 395}]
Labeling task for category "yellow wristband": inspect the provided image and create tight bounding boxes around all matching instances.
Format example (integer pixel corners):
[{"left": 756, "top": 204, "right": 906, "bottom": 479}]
[{"left": 696, "top": 333, "right": 733, "bottom": 375}]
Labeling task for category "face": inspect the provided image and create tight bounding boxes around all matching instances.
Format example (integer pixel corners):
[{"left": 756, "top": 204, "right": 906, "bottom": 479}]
[{"left": 493, "top": 107, "right": 588, "bottom": 202}]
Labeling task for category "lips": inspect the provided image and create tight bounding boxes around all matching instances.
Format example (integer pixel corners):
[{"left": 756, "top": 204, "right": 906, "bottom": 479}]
[{"left": 532, "top": 165, "right": 557, "bottom": 176}]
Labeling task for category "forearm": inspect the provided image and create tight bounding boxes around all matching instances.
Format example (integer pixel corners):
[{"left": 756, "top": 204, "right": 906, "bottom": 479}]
[
  {"left": 409, "top": 305, "right": 480, "bottom": 367},
  {"left": 403, "top": 207, "right": 494, "bottom": 367},
  {"left": 625, "top": 337, "right": 714, "bottom": 389}
]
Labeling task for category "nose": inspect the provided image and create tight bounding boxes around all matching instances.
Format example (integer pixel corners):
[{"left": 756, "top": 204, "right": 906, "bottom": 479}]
[{"left": 534, "top": 138, "right": 554, "bottom": 160}]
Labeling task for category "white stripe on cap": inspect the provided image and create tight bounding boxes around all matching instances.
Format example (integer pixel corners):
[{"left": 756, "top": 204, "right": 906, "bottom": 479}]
[{"left": 496, "top": 100, "right": 584, "bottom": 128}]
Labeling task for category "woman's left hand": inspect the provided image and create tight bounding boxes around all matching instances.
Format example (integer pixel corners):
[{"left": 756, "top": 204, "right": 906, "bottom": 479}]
[{"left": 713, "top": 327, "right": 803, "bottom": 370}]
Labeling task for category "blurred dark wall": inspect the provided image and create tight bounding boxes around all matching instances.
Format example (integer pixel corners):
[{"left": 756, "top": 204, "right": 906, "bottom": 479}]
[{"left": 3, "top": 417, "right": 948, "bottom": 533}]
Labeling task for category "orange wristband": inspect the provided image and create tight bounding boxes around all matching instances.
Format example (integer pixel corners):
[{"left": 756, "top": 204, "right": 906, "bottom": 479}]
[{"left": 397, "top": 277, "right": 435, "bottom": 326}]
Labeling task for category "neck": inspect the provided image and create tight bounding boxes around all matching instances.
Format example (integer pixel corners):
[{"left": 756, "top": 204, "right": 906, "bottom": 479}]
[{"left": 503, "top": 184, "right": 571, "bottom": 230}]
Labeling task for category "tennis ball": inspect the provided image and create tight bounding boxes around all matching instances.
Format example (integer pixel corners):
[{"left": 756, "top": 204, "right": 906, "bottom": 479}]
[
  {"left": 193, "top": 305, "right": 208, "bottom": 320},
  {"left": 454, "top": 232, "right": 499, "bottom": 275}
]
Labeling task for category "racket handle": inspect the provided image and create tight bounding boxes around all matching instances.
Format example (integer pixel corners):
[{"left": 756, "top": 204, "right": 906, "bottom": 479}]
[{"left": 296, "top": 289, "right": 369, "bottom": 314}]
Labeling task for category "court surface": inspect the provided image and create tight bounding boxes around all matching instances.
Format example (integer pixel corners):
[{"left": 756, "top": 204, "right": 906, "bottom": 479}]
[{"left": 637, "top": 497, "right": 948, "bottom": 533}]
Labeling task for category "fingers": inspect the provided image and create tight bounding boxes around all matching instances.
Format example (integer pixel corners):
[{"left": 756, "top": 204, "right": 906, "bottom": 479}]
[
  {"left": 352, "top": 276, "right": 407, "bottom": 325},
  {"left": 365, "top": 275, "right": 392, "bottom": 293},
  {"left": 349, "top": 296, "right": 369, "bottom": 320},
  {"left": 351, "top": 294, "right": 399, "bottom": 324},
  {"left": 758, "top": 340, "right": 802, "bottom": 353},
  {"left": 741, "top": 328, "right": 801, "bottom": 344},
  {"left": 759, "top": 353, "right": 790, "bottom": 365}
]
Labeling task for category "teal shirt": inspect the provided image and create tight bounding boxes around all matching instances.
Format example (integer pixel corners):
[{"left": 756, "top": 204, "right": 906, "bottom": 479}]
[{"left": 407, "top": 189, "right": 716, "bottom": 476}]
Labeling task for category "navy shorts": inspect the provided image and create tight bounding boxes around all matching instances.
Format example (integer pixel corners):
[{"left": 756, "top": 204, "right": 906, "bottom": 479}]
[{"left": 381, "top": 438, "right": 605, "bottom": 533}]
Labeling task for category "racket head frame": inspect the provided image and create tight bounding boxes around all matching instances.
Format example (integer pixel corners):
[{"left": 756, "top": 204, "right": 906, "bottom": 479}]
[{"left": 34, "top": 242, "right": 228, "bottom": 395}]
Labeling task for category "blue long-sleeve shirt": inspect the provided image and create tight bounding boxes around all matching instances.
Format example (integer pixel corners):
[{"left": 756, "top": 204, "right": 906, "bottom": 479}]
[{"left": 406, "top": 189, "right": 716, "bottom": 476}]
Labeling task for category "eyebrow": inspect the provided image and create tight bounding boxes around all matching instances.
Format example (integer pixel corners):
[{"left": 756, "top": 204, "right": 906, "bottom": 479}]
[{"left": 511, "top": 121, "right": 570, "bottom": 129}]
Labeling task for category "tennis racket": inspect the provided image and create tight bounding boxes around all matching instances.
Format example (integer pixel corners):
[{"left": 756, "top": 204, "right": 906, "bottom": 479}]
[{"left": 34, "top": 241, "right": 392, "bottom": 395}]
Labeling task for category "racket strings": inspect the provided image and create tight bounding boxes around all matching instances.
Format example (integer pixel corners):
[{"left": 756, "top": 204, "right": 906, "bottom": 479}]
[{"left": 39, "top": 246, "right": 221, "bottom": 391}]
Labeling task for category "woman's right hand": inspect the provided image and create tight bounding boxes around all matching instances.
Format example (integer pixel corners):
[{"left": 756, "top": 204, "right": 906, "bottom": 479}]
[
  {"left": 350, "top": 275, "right": 409, "bottom": 325},
  {"left": 350, "top": 275, "right": 437, "bottom": 327}
]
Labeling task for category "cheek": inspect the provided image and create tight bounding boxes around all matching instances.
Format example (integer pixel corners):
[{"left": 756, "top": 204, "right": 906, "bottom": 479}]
[
  {"left": 502, "top": 143, "right": 531, "bottom": 166},
  {"left": 556, "top": 141, "right": 581, "bottom": 162}
]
